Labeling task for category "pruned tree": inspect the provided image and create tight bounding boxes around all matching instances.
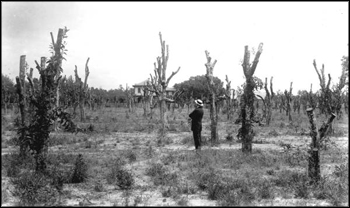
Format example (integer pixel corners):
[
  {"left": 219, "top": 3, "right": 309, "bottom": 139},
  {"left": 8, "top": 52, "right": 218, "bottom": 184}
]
[
  {"left": 307, "top": 83, "right": 317, "bottom": 109},
  {"left": 14, "top": 28, "right": 68, "bottom": 171},
  {"left": 238, "top": 43, "right": 264, "bottom": 153},
  {"left": 224, "top": 75, "right": 235, "bottom": 120},
  {"left": 313, "top": 60, "right": 332, "bottom": 116},
  {"left": 306, "top": 108, "right": 336, "bottom": 183},
  {"left": 50, "top": 27, "right": 69, "bottom": 108},
  {"left": 141, "top": 79, "right": 153, "bottom": 117},
  {"left": 331, "top": 58, "right": 348, "bottom": 119},
  {"left": 148, "top": 32, "right": 180, "bottom": 141},
  {"left": 74, "top": 58, "right": 90, "bottom": 122},
  {"left": 256, "top": 77, "right": 274, "bottom": 126},
  {"left": 204, "top": 50, "right": 219, "bottom": 143},
  {"left": 293, "top": 95, "right": 301, "bottom": 114},
  {"left": 124, "top": 84, "right": 135, "bottom": 113},
  {"left": 284, "top": 82, "right": 293, "bottom": 122},
  {"left": 15, "top": 55, "right": 28, "bottom": 158}
]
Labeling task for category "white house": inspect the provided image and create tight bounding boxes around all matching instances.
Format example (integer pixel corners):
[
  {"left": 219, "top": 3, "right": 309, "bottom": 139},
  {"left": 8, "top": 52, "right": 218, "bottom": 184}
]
[{"left": 132, "top": 79, "right": 176, "bottom": 102}]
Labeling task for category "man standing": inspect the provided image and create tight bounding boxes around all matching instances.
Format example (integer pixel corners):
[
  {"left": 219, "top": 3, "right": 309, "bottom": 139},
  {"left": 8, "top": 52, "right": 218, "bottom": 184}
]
[{"left": 189, "top": 99, "right": 204, "bottom": 151}]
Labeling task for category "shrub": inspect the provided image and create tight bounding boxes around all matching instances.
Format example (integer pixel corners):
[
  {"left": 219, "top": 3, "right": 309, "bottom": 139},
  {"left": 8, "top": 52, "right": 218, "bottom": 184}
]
[
  {"left": 196, "top": 170, "right": 216, "bottom": 191},
  {"left": 123, "top": 150, "right": 137, "bottom": 163},
  {"left": 7, "top": 164, "right": 21, "bottom": 178},
  {"left": 225, "top": 133, "right": 234, "bottom": 141},
  {"left": 218, "top": 190, "right": 241, "bottom": 206},
  {"left": 266, "top": 169, "right": 275, "bottom": 176},
  {"left": 207, "top": 179, "right": 226, "bottom": 200},
  {"left": 94, "top": 181, "right": 105, "bottom": 192},
  {"left": 176, "top": 197, "right": 189, "bottom": 206},
  {"left": 313, "top": 176, "right": 348, "bottom": 206},
  {"left": 70, "top": 154, "right": 88, "bottom": 183},
  {"left": 115, "top": 168, "right": 134, "bottom": 190},
  {"left": 267, "top": 129, "right": 279, "bottom": 137},
  {"left": 46, "top": 153, "right": 76, "bottom": 166},
  {"left": 106, "top": 157, "right": 129, "bottom": 186},
  {"left": 2, "top": 153, "right": 35, "bottom": 177},
  {"left": 145, "top": 163, "right": 167, "bottom": 178},
  {"left": 10, "top": 170, "right": 58, "bottom": 206},
  {"left": 161, "top": 153, "right": 176, "bottom": 165},
  {"left": 180, "top": 135, "right": 193, "bottom": 145},
  {"left": 145, "top": 162, "right": 178, "bottom": 186},
  {"left": 256, "top": 179, "right": 274, "bottom": 199},
  {"left": 1, "top": 185, "right": 9, "bottom": 205}
]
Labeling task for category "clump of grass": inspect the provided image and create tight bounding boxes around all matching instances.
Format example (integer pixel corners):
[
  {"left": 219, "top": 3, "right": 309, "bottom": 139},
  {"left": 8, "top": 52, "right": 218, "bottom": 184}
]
[
  {"left": 225, "top": 133, "right": 234, "bottom": 141},
  {"left": 267, "top": 129, "right": 279, "bottom": 137},
  {"left": 123, "top": 149, "right": 137, "bottom": 163},
  {"left": 10, "top": 170, "right": 58, "bottom": 206},
  {"left": 106, "top": 157, "right": 127, "bottom": 184},
  {"left": 266, "top": 169, "right": 275, "bottom": 176},
  {"left": 1, "top": 184, "right": 10, "bottom": 205},
  {"left": 144, "top": 144, "right": 155, "bottom": 159},
  {"left": 2, "top": 153, "right": 35, "bottom": 177},
  {"left": 196, "top": 167, "right": 217, "bottom": 191},
  {"left": 106, "top": 157, "right": 134, "bottom": 190},
  {"left": 176, "top": 197, "right": 189, "bottom": 206},
  {"left": 94, "top": 180, "right": 105, "bottom": 192},
  {"left": 46, "top": 153, "right": 76, "bottom": 166},
  {"left": 312, "top": 174, "right": 348, "bottom": 206},
  {"left": 70, "top": 154, "right": 89, "bottom": 183},
  {"left": 256, "top": 179, "right": 274, "bottom": 199},
  {"left": 145, "top": 162, "right": 178, "bottom": 186},
  {"left": 180, "top": 135, "right": 193, "bottom": 146},
  {"left": 115, "top": 168, "right": 135, "bottom": 190},
  {"left": 160, "top": 153, "right": 176, "bottom": 165},
  {"left": 218, "top": 190, "right": 241, "bottom": 206}
]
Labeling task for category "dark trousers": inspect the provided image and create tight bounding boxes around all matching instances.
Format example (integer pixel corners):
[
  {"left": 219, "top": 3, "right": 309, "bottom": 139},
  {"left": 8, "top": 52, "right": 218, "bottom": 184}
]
[{"left": 192, "top": 130, "right": 202, "bottom": 149}]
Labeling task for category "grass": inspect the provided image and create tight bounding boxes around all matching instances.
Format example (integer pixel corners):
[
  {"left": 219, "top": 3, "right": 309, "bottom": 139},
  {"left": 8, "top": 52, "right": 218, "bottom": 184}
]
[{"left": 1, "top": 106, "right": 348, "bottom": 206}]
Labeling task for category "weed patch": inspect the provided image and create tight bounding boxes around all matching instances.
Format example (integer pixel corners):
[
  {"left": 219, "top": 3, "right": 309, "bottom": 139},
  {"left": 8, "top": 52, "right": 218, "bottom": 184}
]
[{"left": 10, "top": 170, "right": 58, "bottom": 206}]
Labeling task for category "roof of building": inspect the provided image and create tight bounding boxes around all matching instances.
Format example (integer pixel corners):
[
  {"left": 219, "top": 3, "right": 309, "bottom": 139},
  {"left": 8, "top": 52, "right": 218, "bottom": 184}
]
[
  {"left": 133, "top": 80, "right": 176, "bottom": 91},
  {"left": 133, "top": 79, "right": 150, "bottom": 87}
]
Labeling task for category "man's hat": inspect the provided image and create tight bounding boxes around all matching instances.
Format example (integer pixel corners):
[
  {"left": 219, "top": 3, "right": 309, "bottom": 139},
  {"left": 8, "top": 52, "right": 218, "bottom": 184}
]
[{"left": 195, "top": 99, "right": 203, "bottom": 107}]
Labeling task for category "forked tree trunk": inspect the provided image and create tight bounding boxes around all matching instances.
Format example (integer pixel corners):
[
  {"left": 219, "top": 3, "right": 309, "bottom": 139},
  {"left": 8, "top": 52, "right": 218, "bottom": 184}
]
[
  {"left": 240, "top": 43, "right": 264, "bottom": 153},
  {"left": 306, "top": 108, "right": 336, "bottom": 183},
  {"left": 149, "top": 32, "right": 180, "bottom": 144}
]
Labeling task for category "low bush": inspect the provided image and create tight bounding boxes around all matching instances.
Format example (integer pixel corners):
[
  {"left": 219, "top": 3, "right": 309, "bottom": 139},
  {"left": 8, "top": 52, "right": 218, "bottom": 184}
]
[
  {"left": 94, "top": 180, "right": 105, "bottom": 192},
  {"left": 145, "top": 162, "right": 178, "bottom": 186},
  {"left": 115, "top": 168, "right": 135, "bottom": 190},
  {"left": 70, "top": 154, "right": 89, "bottom": 183},
  {"left": 10, "top": 170, "right": 58, "bottom": 206},
  {"left": 106, "top": 157, "right": 134, "bottom": 189},
  {"left": 123, "top": 149, "right": 137, "bottom": 163}
]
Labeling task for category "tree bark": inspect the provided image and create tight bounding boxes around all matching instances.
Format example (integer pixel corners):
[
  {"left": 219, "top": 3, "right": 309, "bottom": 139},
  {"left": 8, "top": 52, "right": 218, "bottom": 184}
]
[
  {"left": 205, "top": 50, "right": 219, "bottom": 143},
  {"left": 16, "top": 76, "right": 27, "bottom": 157},
  {"left": 240, "top": 43, "right": 263, "bottom": 153},
  {"left": 306, "top": 108, "right": 336, "bottom": 183}
]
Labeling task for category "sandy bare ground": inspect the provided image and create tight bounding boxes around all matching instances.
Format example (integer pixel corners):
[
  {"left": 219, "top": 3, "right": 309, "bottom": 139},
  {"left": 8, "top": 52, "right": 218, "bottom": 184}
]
[{"left": 2, "top": 130, "right": 348, "bottom": 206}]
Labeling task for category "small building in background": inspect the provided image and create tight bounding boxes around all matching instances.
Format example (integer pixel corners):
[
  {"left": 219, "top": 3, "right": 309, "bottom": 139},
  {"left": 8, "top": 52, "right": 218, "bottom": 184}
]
[{"left": 132, "top": 79, "right": 176, "bottom": 102}]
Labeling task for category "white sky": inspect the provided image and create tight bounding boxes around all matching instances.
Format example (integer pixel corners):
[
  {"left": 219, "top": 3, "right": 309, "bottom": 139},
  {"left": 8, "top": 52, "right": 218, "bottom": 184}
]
[{"left": 2, "top": 2, "right": 348, "bottom": 94}]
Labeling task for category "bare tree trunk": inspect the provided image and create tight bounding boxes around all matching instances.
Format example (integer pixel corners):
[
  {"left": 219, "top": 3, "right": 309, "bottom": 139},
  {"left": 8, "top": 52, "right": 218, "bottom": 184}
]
[
  {"left": 265, "top": 77, "right": 274, "bottom": 126},
  {"left": 159, "top": 92, "right": 167, "bottom": 138},
  {"left": 284, "top": 82, "right": 293, "bottom": 122},
  {"left": 205, "top": 50, "right": 219, "bottom": 143},
  {"left": 149, "top": 32, "right": 180, "bottom": 144},
  {"left": 16, "top": 77, "right": 27, "bottom": 157},
  {"left": 239, "top": 43, "right": 264, "bottom": 153},
  {"left": 306, "top": 108, "right": 336, "bottom": 183}
]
